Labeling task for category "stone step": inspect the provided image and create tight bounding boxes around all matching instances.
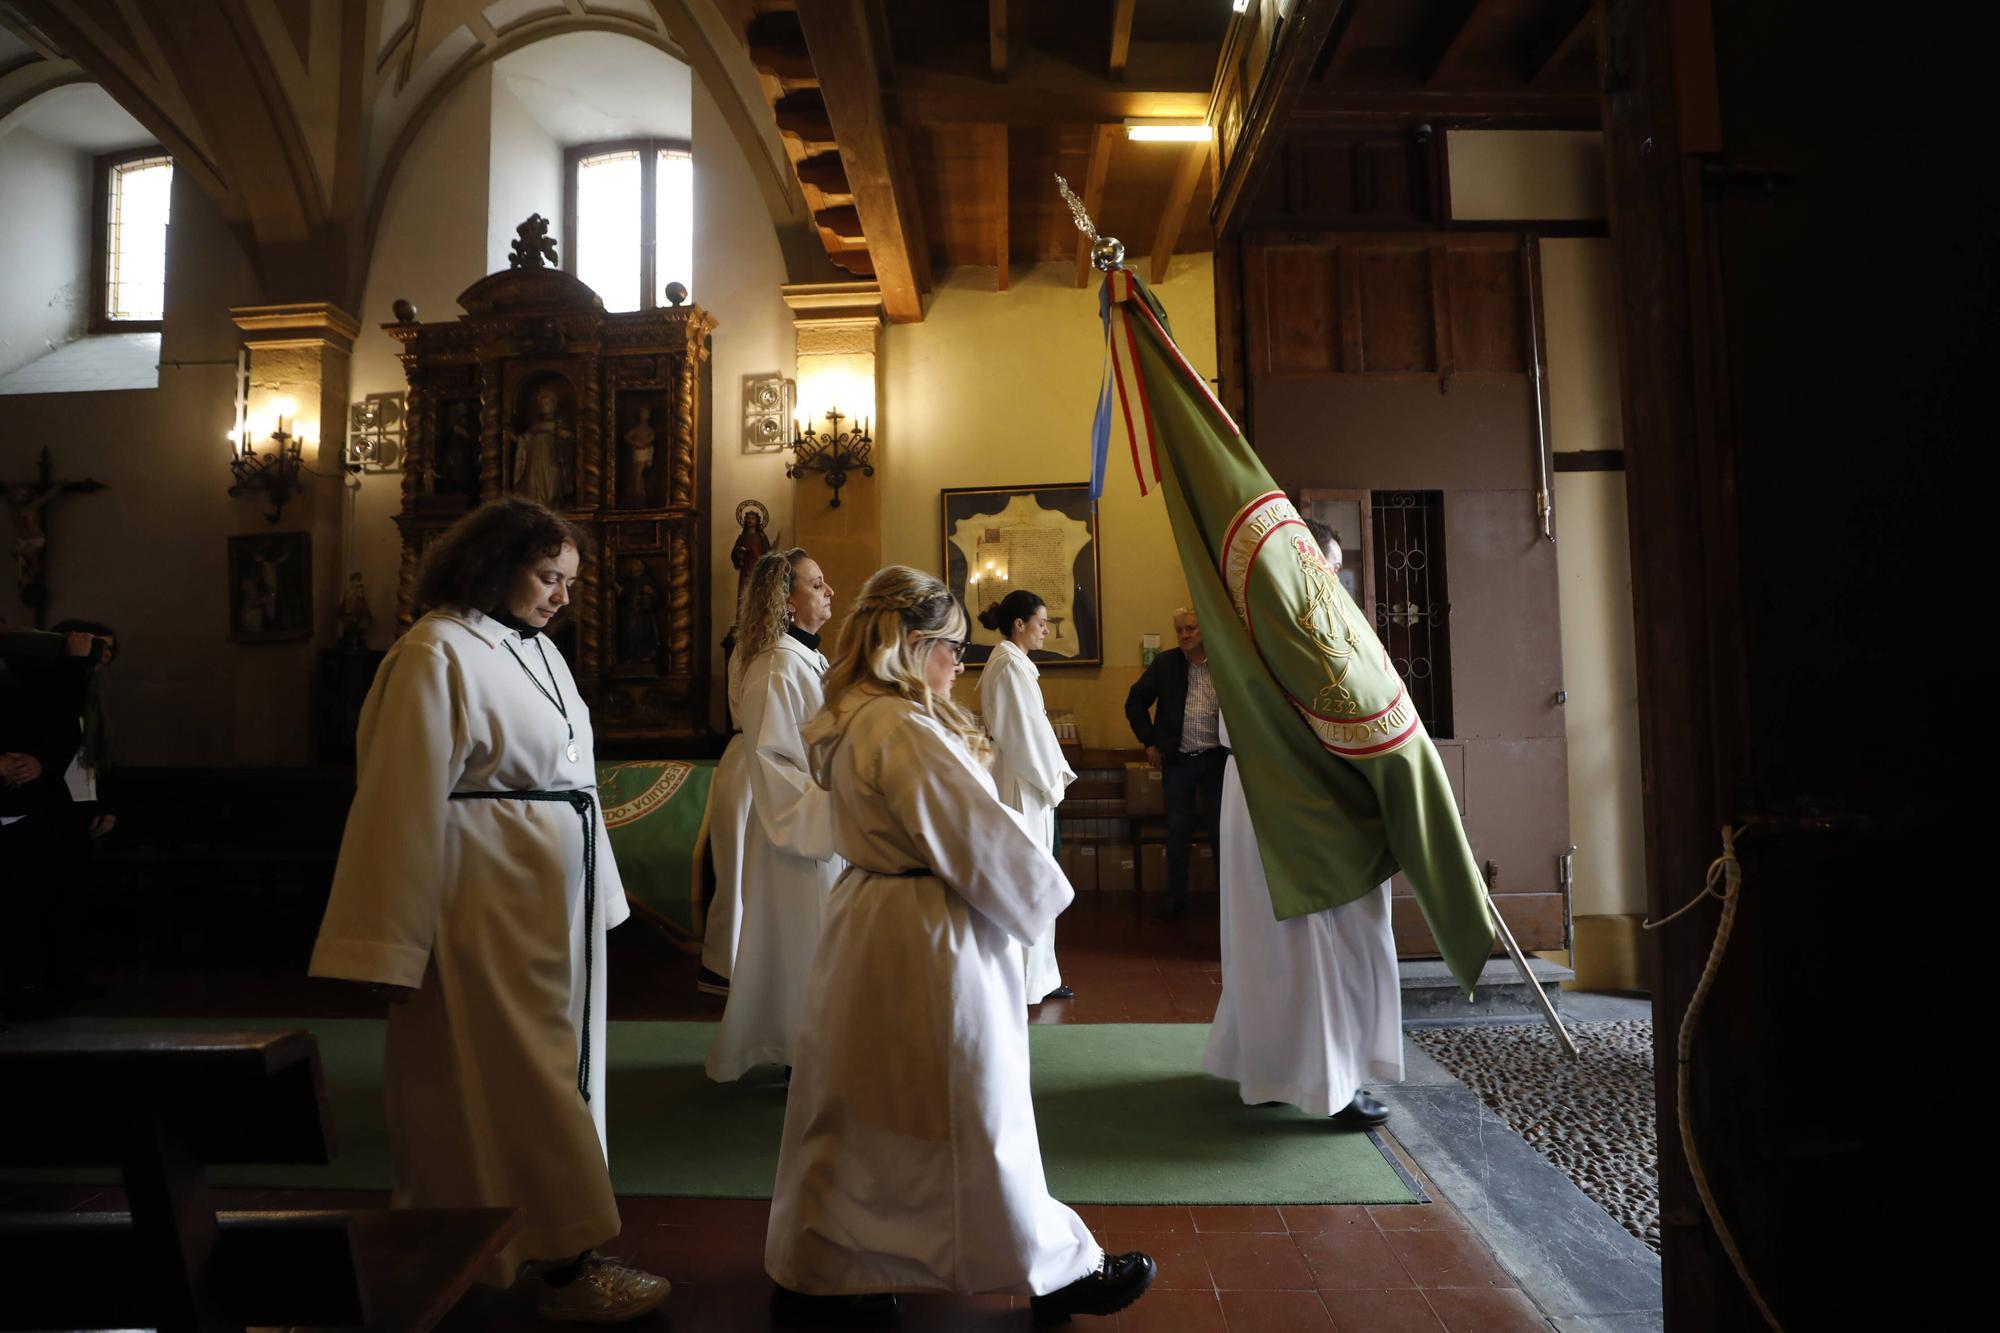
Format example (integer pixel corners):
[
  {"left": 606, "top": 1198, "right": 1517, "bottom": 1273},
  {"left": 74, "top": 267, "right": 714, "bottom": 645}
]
[{"left": 1400, "top": 956, "right": 1573, "bottom": 1022}]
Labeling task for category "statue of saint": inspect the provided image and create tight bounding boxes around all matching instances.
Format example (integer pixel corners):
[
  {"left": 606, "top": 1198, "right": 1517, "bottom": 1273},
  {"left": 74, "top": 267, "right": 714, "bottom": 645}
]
[
  {"left": 4, "top": 482, "right": 53, "bottom": 603},
  {"left": 507, "top": 384, "right": 571, "bottom": 508},
  {"left": 730, "top": 501, "right": 773, "bottom": 610},
  {"left": 337, "top": 572, "right": 376, "bottom": 650},
  {"left": 625, "top": 403, "right": 658, "bottom": 505},
  {"left": 437, "top": 401, "right": 480, "bottom": 496},
  {"left": 615, "top": 558, "right": 664, "bottom": 668}
]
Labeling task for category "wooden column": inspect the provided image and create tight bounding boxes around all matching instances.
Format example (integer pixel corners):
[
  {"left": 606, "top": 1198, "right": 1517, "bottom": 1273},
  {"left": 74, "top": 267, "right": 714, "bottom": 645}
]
[{"left": 782, "top": 282, "right": 885, "bottom": 607}]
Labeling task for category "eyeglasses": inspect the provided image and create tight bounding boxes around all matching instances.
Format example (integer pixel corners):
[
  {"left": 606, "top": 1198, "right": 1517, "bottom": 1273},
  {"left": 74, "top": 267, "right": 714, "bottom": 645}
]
[{"left": 944, "top": 638, "right": 969, "bottom": 663}]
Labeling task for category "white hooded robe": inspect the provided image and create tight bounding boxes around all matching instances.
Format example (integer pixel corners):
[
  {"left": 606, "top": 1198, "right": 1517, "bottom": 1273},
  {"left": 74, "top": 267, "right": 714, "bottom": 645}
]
[
  {"left": 705, "top": 632, "right": 842, "bottom": 1080},
  {"left": 1199, "top": 711, "right": 1404, "bottom": 1115},
  {"left": 700, "top": 651, "right": 753, "bottom": 981},
  {"left": 308, "top": 608, "right": 628, "bottom": 1286},
  {"left": 977, "top": 638, "right": 1076, "bottom": 1001},
  {"left": 764, "top": 692, "right": 1100, "bottom": 1297}
]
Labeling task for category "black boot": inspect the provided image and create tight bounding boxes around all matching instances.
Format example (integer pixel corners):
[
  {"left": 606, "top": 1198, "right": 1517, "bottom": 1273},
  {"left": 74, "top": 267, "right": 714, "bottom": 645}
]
[
  {"left": 1029, "top": 1251, "right": 1156, "bottom": 1325},
  {"left": 770, "top": 1285, "right": 899, "bottom": 1328}
]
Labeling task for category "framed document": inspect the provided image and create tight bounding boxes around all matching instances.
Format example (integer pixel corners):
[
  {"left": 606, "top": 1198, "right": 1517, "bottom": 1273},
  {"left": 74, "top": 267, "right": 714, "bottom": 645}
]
[{"left": 941, "top": 483, "right": 1102, "bottom": 668}]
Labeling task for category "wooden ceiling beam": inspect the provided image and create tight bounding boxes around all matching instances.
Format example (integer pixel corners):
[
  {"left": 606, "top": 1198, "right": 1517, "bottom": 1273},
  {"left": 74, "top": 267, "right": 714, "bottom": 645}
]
[
  {"left": 795, "top": 0, "right": 925, "bottom": 321},
  {"left": 989, "top": 0, "right": 1007, "bottom": 79},
  {"left": 1212, "top": 0, "right": 1354, "bottom": 238},
  {"left": 886, "top": 122, "right": 933, "bottom": 294},
  {"left": 1317, "top": 0, "right": 1371, "bottom": 84},
  {"left": 1074, "top": 122, "right": 1117, "bottom": 288},
  {"left": 896, "top": 62, "right": 1209, "bottom": 124},
  {"left": 1109, "top": 0, "right": 1136, "bottom": 79},
  {"left": 1527, "top": 0, "right": 1597, "bottom": 86},
  {"left": 1292, "top": 88, "right": 1600, "bottom": 120},
  {"left": 983, "top": 122, "right": 1009, "bottom": 290},
  {"left": 1425, "top": 0, "right": 1498, "bottom": 87},
  {"left": 1150, "top": 140, "right": 1209, "bottom": 284}
]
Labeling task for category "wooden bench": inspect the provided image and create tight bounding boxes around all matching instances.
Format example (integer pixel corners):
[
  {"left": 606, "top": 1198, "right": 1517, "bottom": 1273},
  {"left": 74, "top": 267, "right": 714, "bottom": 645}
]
[{"left": 0, "top": 1029, "right": 518, "bottom": 1332}]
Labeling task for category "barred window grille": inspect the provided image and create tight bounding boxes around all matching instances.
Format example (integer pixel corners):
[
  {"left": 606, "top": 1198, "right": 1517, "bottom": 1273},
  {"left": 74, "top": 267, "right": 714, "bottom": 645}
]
[
  {"left": 1371, "top": 490, "right": 1453, "bottom": 738},
  {"left": 104, "top": 154, "right": 172, "bottom": 323}
]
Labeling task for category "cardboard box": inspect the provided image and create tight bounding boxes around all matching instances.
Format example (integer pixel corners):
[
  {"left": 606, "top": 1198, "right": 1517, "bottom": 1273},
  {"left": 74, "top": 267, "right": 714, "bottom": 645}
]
[
  {"left": 1140, "top": 842, "right": 1170, "bottom": 894},
  {"left": 1124, "top": 762, "right": 1166, "bottom": 816},
  {"left": 1097, "top": 843, "right": 1136, "bottom": 893},
  {"left": 1073, "top": 843, "right": 1099, "bottom": 892},
  {"left": 1190, "top": 842, "right": 1218, "bottom": 893}
]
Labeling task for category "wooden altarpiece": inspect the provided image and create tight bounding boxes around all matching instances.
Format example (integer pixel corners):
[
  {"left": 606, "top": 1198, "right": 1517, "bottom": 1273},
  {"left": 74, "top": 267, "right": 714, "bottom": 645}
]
[{"left": 385, "top": 233, "right": 718, "bottom": 749}]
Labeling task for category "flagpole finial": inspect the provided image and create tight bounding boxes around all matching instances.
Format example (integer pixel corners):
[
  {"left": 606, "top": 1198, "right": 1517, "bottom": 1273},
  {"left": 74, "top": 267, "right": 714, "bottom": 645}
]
[{"left": 1054, "top": 173, "right": 1126, "bottom": 272}]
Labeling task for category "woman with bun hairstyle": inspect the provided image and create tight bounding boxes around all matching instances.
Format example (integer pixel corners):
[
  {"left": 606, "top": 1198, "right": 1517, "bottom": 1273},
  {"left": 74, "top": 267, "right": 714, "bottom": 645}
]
[
  {"left": 763, "top": 566, "right": 1154, "bottom": 1328},
  {"left": 976, "top": 589, "right": 1077, "bottom": 1004},
  {"left": 705, "top": 547, "right": 843, "bottom": 1082}
]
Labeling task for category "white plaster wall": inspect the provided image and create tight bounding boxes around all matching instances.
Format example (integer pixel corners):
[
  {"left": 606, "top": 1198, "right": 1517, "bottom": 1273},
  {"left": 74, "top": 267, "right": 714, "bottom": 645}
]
[
  {"left": 1447, "top": 129, "right": 1607, "bottom": 220},
  {"left": 347, "top": 66, "right": 496, "bottom": 634},
  {"left": 487, "top": 74, "right": 564, "bottom": 273},
  {"left": 1439, "top": 132, "right": 1646, "bottom": 930},
  {"left": 691, "top": 70, "right": 795, "bottom": 687},
  {"left": 0, "top": 128, "right": 90, "bottom": 379},
  {"left": 0, "top": 167, "right": 266, "bottom": 763}
]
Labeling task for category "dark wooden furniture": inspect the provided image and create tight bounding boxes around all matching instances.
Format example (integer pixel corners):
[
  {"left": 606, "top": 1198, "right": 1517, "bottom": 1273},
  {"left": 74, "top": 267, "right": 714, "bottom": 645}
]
[
  {"left": 385, "top": 234, "right": 719, "bottom": 748},
  {"left": 85, "top": 767, "right": 354, "bottom": 960},
  {"left": 0, "top": 1029, "right": 518, "bottom": 1331}
]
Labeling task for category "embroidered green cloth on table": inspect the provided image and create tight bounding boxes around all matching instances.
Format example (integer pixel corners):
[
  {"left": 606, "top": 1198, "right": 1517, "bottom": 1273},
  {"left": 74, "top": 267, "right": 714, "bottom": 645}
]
[
  {"left": 1090, "top": 267, "right": 1496, "bottom": 995},
  {"left": 596, "top": 759, "right": 715, "bottom": 937}
]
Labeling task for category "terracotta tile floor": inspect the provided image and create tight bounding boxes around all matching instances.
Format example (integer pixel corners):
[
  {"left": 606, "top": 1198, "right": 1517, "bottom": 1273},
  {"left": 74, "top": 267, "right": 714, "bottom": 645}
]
[{"left": 14, "top": 894, "right": 1553, "bottom": 1330}]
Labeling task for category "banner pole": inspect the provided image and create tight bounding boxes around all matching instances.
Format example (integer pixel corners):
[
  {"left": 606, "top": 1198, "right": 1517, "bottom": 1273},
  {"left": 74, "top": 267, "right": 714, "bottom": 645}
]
[{"left": 1492, "top": 905, "right": 1579, "bottom": 1058}]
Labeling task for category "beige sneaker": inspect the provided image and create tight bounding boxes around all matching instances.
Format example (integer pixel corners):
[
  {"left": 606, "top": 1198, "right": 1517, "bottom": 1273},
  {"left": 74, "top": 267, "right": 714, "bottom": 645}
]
[{"left": 536, "top": 1254, "right": 670, "bottom": 1324}]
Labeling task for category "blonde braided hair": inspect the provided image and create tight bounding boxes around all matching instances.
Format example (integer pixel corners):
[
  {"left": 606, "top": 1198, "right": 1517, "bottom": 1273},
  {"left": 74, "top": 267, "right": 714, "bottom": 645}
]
[{"left": 808, "top": 565, "right": 988, "bottom": 775}]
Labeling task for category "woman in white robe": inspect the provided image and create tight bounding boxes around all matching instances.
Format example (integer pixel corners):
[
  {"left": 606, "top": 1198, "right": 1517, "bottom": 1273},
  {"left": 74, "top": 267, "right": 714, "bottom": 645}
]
[
  {"left": 705, "top": 549, "right": 842, "bottom": 1081},
  {"left": 697, "top": 646, "right": 753, "bottom": 995},
  {"left": 308, "top": 499, "right": 667, "bottom": 1321},
  {"left": 764, "top": 565, "right": 1154, "bottom": 1328},
  {"left": 1199, "top": 706, "right": 1404, "bottom": 1124},
  {"left": 975, "top": 590, "right": 1076, "bottom": 1004}
]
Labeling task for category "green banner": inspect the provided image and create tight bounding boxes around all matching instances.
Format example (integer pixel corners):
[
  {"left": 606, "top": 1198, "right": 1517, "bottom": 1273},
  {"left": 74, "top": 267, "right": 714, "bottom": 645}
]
[
  {"left": 597, "top": 759, "right": 715, "bottom": 937},
  {"left": 1097, "top": 269, "right": 1494, "bottom": 994}
]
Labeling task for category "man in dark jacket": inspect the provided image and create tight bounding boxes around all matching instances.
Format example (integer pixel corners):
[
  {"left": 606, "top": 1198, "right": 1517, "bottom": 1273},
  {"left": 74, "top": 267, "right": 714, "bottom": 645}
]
[
  {"left": 1124, "top": 609, "right": 1228, "bottom": 922},
  {"left": 0, "top": 625, "right": 89, "bottom": 1022}
]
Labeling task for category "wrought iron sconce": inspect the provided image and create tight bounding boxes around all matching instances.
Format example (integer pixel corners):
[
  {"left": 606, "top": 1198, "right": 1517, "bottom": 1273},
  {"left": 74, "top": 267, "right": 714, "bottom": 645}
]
[
  {"left": 345, "top": 392, "right": 406, "bottom": 474},
  {"left": 787, "top": 408, "right": 874, "bottom": 508},
  {"left": 230, "top": 401, "right": 308, "bottom": 523}
]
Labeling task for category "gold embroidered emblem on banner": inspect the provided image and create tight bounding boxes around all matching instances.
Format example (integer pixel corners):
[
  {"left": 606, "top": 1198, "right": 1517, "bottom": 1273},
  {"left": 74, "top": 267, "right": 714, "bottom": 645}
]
[{"left": 1220, "top": 491, "right": 1422, "bottom": 760}]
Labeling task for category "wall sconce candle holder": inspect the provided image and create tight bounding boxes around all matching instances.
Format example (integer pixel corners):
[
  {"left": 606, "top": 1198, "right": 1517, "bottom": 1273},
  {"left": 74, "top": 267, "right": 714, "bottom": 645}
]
[
  {"left": 230, "top": 417, "right": 308, "bottom": 523},
  {"left": 787, "top": 408, "right": 873, "bottom": 508}
]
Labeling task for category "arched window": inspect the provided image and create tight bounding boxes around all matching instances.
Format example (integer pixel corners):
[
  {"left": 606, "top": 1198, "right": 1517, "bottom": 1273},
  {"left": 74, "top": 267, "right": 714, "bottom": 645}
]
[
  {"left": 564, "top": 138, "right": 692, "bottom": 313},
  {"left": 94, "top": 148, "right": 173, "bottom": 330}
]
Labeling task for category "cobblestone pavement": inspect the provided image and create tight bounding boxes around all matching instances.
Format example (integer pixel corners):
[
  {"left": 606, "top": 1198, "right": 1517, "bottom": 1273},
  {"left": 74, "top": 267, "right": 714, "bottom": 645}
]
[{"left": 1409, "top": 1019, "right": 1661, "bottom": 1251}]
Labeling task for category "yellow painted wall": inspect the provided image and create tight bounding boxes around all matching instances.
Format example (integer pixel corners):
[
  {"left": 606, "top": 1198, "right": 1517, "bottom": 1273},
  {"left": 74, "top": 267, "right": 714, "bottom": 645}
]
[
  {"left": 878, "top": 258, "right": 1218, "bottom": 747},
  {"left": 1444, "top": 132, "right": 1648, "bottom": 982}
]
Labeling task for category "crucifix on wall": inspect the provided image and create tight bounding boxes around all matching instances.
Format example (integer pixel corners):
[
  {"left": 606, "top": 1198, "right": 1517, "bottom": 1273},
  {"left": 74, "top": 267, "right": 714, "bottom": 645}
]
[{"left": 3, "top": 447, "right": 108, "bottom": 628}]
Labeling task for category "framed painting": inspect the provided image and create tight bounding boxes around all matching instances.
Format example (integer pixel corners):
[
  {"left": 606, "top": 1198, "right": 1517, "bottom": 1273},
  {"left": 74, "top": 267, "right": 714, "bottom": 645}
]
[
  {"left": 941, "top": 483, "right": 1101, "bottom": 668},
  {"left": 228, "top": 532, "right": 313, "bottom": 643}
]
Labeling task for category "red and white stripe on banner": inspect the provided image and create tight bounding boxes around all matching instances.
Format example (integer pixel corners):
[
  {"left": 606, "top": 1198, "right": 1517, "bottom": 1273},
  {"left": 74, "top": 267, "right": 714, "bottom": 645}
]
[
  {"left": 1108, "top": 268, "right": 1244, "bottom": 442},
  {"left": 1103, "top": 270, "right": 1161, "bottom": 495}
]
